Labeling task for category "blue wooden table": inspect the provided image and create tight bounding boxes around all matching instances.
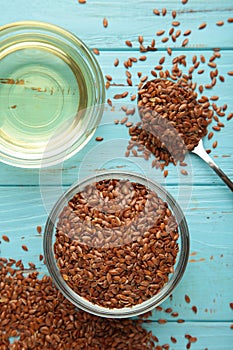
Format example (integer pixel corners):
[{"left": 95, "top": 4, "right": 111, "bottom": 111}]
[{"left": 0, "top": 0, "right": 233, "bottom": 349}]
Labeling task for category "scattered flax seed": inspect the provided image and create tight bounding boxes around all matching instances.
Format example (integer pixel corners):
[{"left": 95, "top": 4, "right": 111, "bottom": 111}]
[
  {"left": 230, "top": 303, "right": 233, "bottom": 310},
  {"left": 181, "top": 169, "right": 188, "bottom": 176},
  {"left": 39, "top": 254, "right": 44, "bottom": 261},
  {"left": 198, "top": 69, "right": 204, "bottom": 74},
  {"left": 177, "top": 319, "right": 185, "bottom": 323},
  {"left": 210, "top": 95, "right": 219, "bottom": 101},
  {"left": 105, "top": 75, "right": 112, "bottom": 81},
  {"left": 212, "top": 141, "right": 218, "bottom": 148},
  {"left": 122, "top": 91, "right": 129, "bottom": 98},
  {"left": 227, "top": 113, "right": 233, "bottom": 121},
  {"left": 103, "top": 17, "right": 108, "bottom": 28},
  {"left": 132, "top": 149, "right": 138, "bottom": 157},
  {"left": 156, "top": 30, "right": 165, "bottom": 36},
  {"left": 114, "top": 58, "right": 119, "bottom": 67},
  {"left": 28, "top": 262, "right": 36, "bottom": 269},
  {"left": 169, "top": 27, "right": 175, "bottom": 36},
  {"left": 120, "top": 117, "right": 128, "bottom": 124},
  {"left": 162, "top": 8, "right": 167, "bottom": 16},
  {"left": 208, "top": 132, "right": 214, "bottom": 140},
  {"left": 163, "top": 170, "right": 168, "bottom": 178},
  {"left": 167, "top": 47, "right": 172, "bottom": 55},
  {"left": 200, "top": 54, "right": 206, "bottom": 63},
  {"left": 156, "top": 306, "right": 163, "bottom": 311},
  {"left": 227, "top": 18, "right": 233, "bottom": 23},
  {"left": 172, "top": 21, "right": 180, "bottom": 27},
  {"left": 125, "top": 122, "right": 133, "bottom": 128},
  {"left": 22, "top": 245, "right": 28, "bottom": 252},
  {"left": 151, "top": 70, "right": 157, "bottom": 77},
  {"left": 2, "top": 235, "right": 10, "bottom": 242},
  {"left": 212, "top": 126, "right": 221, "bottom": 131},
  {"left": 107, "top": 98, "right": 112, "bottom": 107},
  {"left": 113, "top": 92, "right": 128, "bottom": 99},
  {"left": 153, "top": 8, "right": 160, "bottom": 16},
  {"left": 125, "top": 150, "right": 130, "bottom": 157},
  {"left": 161, "top": 37, "right": 169, "bottom": 43},
  {"left": 92, "top": 48, "right": 100, "bottom": 55},
  {"left": 78, "top": 0, "right": 86, "bottom": 3},
  {"left": 183, "top": 29, "right": 192, "bottom": 36},
  {"left": 126, "top": 109, "right": 135, "bottom": 117},
  {"left": 125, "top": 40, "right": 133, "bottom": 47},
  {"left": 199, "top": 22, "right": 207, "bottom": 30},
  {"left": 127, "top": 78, "right": 133, "bottom": 86},
  {"left": 165, "top": 308, "right": 173, "bottom": 313},
  {"left": 158, "top": 319, "right": 167, "bottom": 324},
  {"left": 140, "top": 75, "right": 148, "bottom": 83},
  {"left": 159, "top": 57, "right": 166, "bottom": 65},
  {"left": 192, "top": 306, "right": 198, "bottom": 314},
  {"left": 10, "top": 105, "right": 17, "bottom": 109},
  {"left": 131, "top": 94, "right": 136, "bottom": 101},
  {"left": 216, "top": 21, "right": 224, "bottom": 26},
  {"left": 170, "top": 312, "right": 178, "bottom": 318},
  {"left": 208, "top": 62, "right": 217, "bottom": 68},
  {"left": 175, "top": 29, "right": 181, "bottom": 38},
  {"left": 139, "top": 55, "right": 147, "bottom": 61},
  {"left": 219, "top": 75, "right": 225, "bottom": 82},
  {"left": 182, "top": 0, "right": 188, "bottom": 4},
  {"left": 192, "top": 55, "right": 197, "bottom": 64},
  {"left": 185, "top": 294, "right": 191, "bottom": 303},
  {"left": 95, "top": 137, "right": 104, "bottom": 142},
  {"left": 218, "top": 122, "right": 224, "bottom": 128},
  {"left": 227, "top": 71, "right": 233, "bottom": 76},
  {"left": 214, "top": 51, "right": 221, "bottom": 58},
  {"left": 37, "top": 226, "right": 42, "bottom": 234},
  {"left": 172, "top": 10, "right": 177, "bottom": 19},
  {"left": 182, "top": 39, "right": 189, "bottom": 47},
  {"left": 138, "top": 35, "right": 144, "bottom": 44},
  {"left": 171, "top": 336, "right": 177, "bottom": 343},
  {"left": 126, "top": 70, "right": 131, "bottom": 78}
]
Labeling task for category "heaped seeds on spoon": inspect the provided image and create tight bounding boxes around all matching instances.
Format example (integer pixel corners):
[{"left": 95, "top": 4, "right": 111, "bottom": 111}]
[{"left": 134, "top": 78, "right": 209, "bottom": 167}]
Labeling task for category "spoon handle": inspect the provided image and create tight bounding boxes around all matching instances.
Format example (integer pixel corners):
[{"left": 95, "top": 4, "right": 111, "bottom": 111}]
[{"left": 193, "top": 143, "right": 233, "bottom": 191}]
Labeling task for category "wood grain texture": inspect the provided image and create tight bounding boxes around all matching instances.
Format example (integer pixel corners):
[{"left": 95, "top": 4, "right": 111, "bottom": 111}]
[
  {"left": 142, "top": 322, "right": 233, "bottom": 350},
  {"left": 1, "top": 0, "right": 233, "bottom": 48},
  {"left": 0, "top": 0, "right": 233, "bottom": 347}
]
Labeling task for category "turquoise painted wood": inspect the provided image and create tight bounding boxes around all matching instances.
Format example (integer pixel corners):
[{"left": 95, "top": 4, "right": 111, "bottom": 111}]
[{"left": 0, "top": 0, "right": 233, "bottom": 348}]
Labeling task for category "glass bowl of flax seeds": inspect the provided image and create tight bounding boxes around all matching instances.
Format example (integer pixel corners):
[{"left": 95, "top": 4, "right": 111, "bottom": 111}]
[{"left": 44, "top": 171, "right": 189, "bottom": 318}]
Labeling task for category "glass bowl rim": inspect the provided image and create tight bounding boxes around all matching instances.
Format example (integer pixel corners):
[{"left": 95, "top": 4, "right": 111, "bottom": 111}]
[{"left": 43, "top": 170, "right": 190, "bottom": 318}]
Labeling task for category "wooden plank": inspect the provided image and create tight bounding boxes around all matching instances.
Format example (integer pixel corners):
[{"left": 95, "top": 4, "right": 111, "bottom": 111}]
[
  {"left": 0, "top": 185, "right": 232, "bottom": 322},
  {"left": 1, "top": 0, "right": 233, "bottom": 48},
  {"left": 141, "top": 322, "right": 233, "bottom": 350},
  {"left": 1, "top": 117, "right": 232, "bottom": 187},
  {"left": 0, "top": 46, "right": 232, "bottom": 185}
]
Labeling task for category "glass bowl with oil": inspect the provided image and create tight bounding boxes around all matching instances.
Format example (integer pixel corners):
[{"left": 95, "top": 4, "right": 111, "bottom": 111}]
[{"left": 0, "top": 21, "right": 105, "bottom": 168}]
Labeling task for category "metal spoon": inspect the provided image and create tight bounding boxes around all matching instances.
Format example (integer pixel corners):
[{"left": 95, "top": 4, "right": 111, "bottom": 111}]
[{"left": 192, "top": 139, "right": 233, "bottom": 191}]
